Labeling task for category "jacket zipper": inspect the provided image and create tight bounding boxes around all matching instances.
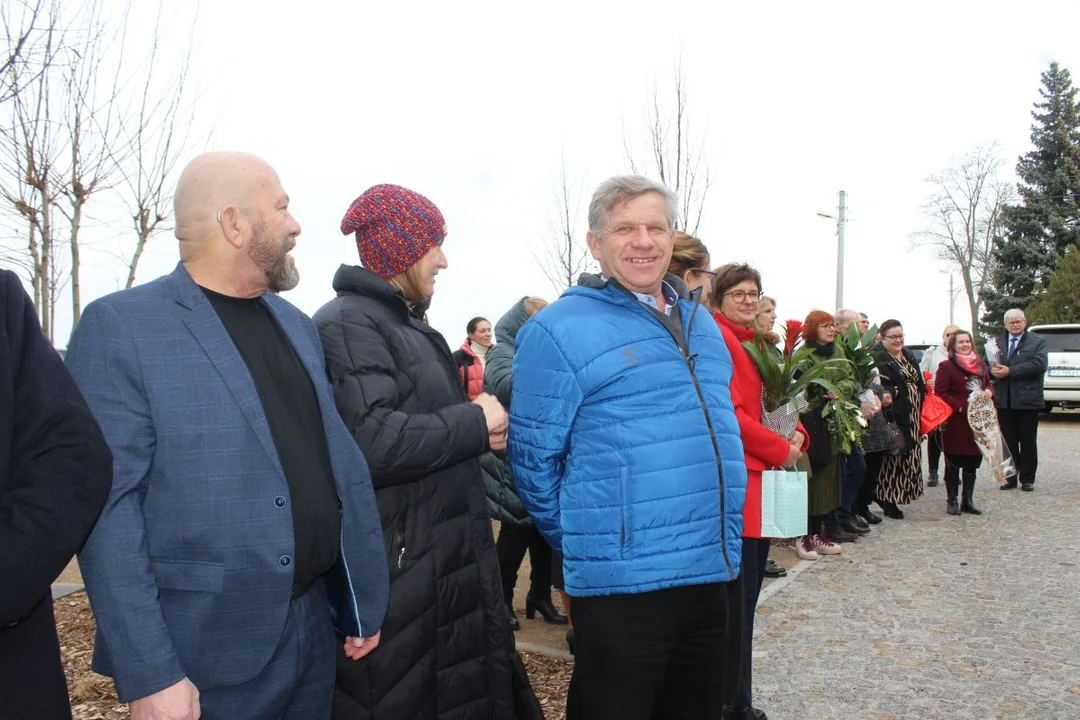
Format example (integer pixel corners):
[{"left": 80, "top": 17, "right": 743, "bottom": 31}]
[
  {"left": 678, "top": 290, "right": 736, "bottom": 578},
  {"left": 632, "top": 287, "right": 736, "bottom": 578}
]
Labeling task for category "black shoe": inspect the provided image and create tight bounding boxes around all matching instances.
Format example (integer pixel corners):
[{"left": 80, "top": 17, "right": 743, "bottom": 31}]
[
  {"left": 927, "top": 472, "right": 939, "bottom": 487},
  {"left": 823, "top": 526, "right": 858, "bottom": 543},
  {"left": 1001, "top": 481, "right": 1018, "bottom": 490},
  {"left": 858, "top": 506, "right": 883, "bottom": 525},
  {"left": 764, "top": 559, "right": 787, "bottom": 578},
  {"left": 1021, "top": 483, "right": 1034, "bottom": 492},
  {"left": 947, "top": 498, "right": 961, "bottom": 516},
  {"left": 722, "top": 707, "right": 769, "bottom": 720},
  {"left": 506, "top": 603, "right": 520, "bottom": 631},
  {"left": 841, "top": 519, "right": 870, "bottom": 535},
  {"left": 526, "top": 594, "right": 568, "bottom": 625},
  {"left": 881, "top": 502, "right": 905, "bottom": 520},
  {"left": 566, "top": 629, "right": 576, "bottom": 656},
  {"left": 851, "top": 514, "right": 870, "bottom": 530}
]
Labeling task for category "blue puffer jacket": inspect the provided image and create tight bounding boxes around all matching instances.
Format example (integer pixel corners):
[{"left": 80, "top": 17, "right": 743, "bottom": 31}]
[{"left": 508, "top": 274, "right": 747, "bottom": 597}]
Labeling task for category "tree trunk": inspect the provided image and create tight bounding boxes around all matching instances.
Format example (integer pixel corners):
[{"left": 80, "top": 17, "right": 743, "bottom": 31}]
[
  {"left": 126, "top": 226, "right": 149, "bottom": 289},
  {"left": 39, "top": 189, "right": 52, "bottom": 343},
  {"left": 70, "top": 197, "right": 83, "bottom": 328}
]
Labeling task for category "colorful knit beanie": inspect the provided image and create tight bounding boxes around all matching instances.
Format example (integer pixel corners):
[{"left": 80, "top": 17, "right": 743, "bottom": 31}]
[{"left": 340, "top": 184, "right": 446, "bottom": 280}]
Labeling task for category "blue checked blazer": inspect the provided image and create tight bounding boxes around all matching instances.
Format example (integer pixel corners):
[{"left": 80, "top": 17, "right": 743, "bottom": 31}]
[{"left": 65, "top": 264, "right": 388, "bottom": 703}]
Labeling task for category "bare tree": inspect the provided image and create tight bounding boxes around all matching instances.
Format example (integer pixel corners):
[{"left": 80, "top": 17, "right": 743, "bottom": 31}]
[
  {"left": 913, "top": 143, "right": 1014, "bottom": 331},
  {"left": 0, "top": 0, "right": 45, "bottom": 104},
  {"left": 1, "top": 0, "right": 200, "bottom": 341},
  {"left": 624, "top": 60, "right": 712, "bottom": 235},
  {"left": 110, "top": 2, "right": 196, "bottom": 288},
  {"left": 532, "top": 154, "right": 592, "bottom": 294}
]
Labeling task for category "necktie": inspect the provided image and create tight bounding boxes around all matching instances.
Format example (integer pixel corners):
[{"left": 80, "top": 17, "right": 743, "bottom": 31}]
[{"left": 1008, "top": 337, "right": 1018, "bottom": 360}]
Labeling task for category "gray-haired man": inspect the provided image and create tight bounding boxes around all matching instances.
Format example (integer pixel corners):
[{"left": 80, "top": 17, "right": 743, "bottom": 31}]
[{"left": 990, "top": 309, "right": 1048, "bottom": 491}]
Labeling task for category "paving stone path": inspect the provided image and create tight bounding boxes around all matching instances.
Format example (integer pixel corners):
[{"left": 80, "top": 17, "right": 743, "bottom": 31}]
[{"left": 751, "top": 416, "right": 1080, "bottom": 720}]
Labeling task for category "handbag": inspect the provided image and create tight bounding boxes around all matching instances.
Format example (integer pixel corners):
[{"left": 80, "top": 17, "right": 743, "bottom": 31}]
[
  {"left": 920, "top": 390, "right": 953, "bottom": 437},
  {"left": 760, "top": 469, "right": 809, "bottom": 538}
]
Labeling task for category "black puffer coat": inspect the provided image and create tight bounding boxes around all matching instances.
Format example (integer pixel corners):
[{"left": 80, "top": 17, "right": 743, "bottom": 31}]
[{"left": 314, "top": 265, "right": 515, "bottom": 720}]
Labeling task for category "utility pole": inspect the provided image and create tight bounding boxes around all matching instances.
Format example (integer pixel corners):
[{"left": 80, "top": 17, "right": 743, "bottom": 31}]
[
  {"left": 817, "top": 190, "right": 847, "bottom": 309},
  {"left": 941, "top": 270, "right": 955, "bottom": 325}
]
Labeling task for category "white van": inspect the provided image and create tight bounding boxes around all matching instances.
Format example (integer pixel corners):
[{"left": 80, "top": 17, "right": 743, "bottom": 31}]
[{"left": 1027, "top": 323, "right": 1080, "bottom": 412}]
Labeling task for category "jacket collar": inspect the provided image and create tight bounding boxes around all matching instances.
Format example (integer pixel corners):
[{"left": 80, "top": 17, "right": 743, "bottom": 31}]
[{"left": 332, "top": 264, "right": 430, "bottom": 321}]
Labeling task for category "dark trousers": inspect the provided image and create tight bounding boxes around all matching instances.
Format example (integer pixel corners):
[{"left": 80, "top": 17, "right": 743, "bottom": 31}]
[
  {"left": 928, "top": 432, "right": 942, "bottom": 475},
  {"left": 496, "top": 522, "right": 553, "bottom": 601},
  {"left": 566, "top": 580, "right": 742, "bottom": 720},
  {"left": 733, "top": 539, "right": 770, "bottom": 709},
  {"left": 827, "top": 449, "right": 866, "bottom": 526},
  {"left": 205, "top": 580, "right": 335, "bottom": 720},
  {"left": 858, "top": 452, "right": 885, "bottom": 509},
  {"left": 0, "top": 595, "right": 70, "bottom": 720},
  {"left": 998, "top": 409, "right": 1040, "bottom": 485}
]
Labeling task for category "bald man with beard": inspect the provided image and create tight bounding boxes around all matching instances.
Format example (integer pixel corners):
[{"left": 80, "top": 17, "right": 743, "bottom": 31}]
[{"left": 66, "top": 153, "right": 389, "bottom": 719}]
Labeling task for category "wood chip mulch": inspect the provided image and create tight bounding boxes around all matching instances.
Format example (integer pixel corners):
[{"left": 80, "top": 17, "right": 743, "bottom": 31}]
[{"left": 55, "top": 592, "right": 573, "bottom": 720}]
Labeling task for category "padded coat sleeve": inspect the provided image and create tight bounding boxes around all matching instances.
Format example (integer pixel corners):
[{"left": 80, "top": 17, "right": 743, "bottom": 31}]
[
  {"left": 483, "top": 341, "right": 514, "bottom": 408},
  {"left": 0, "top": 274, "right": 112, "bottom": 627},
  {"left": 319, "top": 308, "right": 488, "bottom": 488},
  {"left": 65, "top": 300, "right": 186, "bottom": 703},
  {"left": 507, "top": 320, "right": 582, "bottom": 555}
]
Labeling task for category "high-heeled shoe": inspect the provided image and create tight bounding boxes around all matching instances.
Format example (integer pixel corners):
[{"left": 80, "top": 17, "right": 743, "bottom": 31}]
[{"left": 525, "top": 594, "right": 568, "bottom": 625}]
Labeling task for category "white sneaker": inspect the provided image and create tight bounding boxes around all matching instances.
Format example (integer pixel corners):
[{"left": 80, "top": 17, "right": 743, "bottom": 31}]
[
  {"left": 794, "top": 536, "right": 819, "bottom": 560},
  {"left": 813, "top": 534, "right": 843, "bottom": 555}
]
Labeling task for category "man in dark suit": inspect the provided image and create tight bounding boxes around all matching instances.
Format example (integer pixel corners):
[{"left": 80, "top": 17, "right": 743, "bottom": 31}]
[
  {"left": 991, "top": 309, "right": 1048, "bottom": 492},
  {"left": 66, "top": 152, "right": 389, "bottom": 719},
  {"left": 0, "top": 270, "right": 113, "bottom": 719}
]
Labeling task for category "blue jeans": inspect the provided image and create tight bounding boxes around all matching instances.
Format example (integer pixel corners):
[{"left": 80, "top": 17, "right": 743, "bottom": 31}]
[{"left": 826, "top": 449, "right": 867, "bottom": 527}]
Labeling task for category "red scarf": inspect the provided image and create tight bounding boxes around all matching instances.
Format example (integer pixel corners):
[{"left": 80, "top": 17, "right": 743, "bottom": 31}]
[
  {"left": 714, "top": 311, "right": 756, "bottom": 341},
  {"left": 955, "top": 351, "right": 981, "bottom": 375}
]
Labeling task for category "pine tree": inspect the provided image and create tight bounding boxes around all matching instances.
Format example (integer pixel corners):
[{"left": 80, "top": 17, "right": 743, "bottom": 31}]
[
  {"left": 981, "top": 61, "right": 1080, "bottom": 334},
  {"left": 1027, "top": 245, "right": 1080, "bottom": 324}
]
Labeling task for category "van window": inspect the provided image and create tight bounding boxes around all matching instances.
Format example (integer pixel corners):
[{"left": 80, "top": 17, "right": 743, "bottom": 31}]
[{"left": 1030, "top": 327, "right": 1080, "bottom": 352}]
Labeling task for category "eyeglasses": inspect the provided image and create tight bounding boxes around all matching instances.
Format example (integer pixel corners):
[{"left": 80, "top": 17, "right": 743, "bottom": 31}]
[
  {"left": 604, "top": 223, "right": 674, "bottom": 240},
  {"left": 884, "top": 334, "right": 904, "bottom": 340},
  {"left": 722, "top": 290, "right": 764, "bottom": 304},
  {"left": 696, "top": 269, "right": 717, "bottom": 278}
]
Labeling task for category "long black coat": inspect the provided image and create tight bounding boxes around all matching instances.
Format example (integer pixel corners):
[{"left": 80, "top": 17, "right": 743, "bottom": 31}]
[
  {"left": 0, "top": 270, "right": 112, "bottom": 719},
  {"left": 314, "top": 265, "right": 516, "bottom": 720}
]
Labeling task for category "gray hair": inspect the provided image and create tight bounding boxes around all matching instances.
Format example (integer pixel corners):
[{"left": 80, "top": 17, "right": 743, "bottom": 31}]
[
  {"left": 1004, "top": 308, "right": 1026, "bottom": 322},
  {"left": 835, "top": 308, "right": 859, "bottom": 326},
  {"left": 588, "top": 175, "right": 678, "bottom": 234}
]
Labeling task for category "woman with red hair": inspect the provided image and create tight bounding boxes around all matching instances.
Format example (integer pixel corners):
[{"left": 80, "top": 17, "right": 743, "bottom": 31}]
[
  {"left": 712, "top": 263, "right": 809, "bottom": 720},
  {"left": 796, "top": 310, "right": 859, "bottom": 559}
]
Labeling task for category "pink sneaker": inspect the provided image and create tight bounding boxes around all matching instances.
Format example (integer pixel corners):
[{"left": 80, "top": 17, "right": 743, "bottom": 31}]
[
  {"left": 813, "top": 534, "right": 843, "bottom": 555},
  {"left": 794, "top": 536, "right": 819, "bottom": 560}
]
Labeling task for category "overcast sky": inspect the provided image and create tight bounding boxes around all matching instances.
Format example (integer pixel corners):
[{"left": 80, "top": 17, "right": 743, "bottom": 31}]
[{"left": 36, "top": 0, "right": 1080, "bottom": 347}]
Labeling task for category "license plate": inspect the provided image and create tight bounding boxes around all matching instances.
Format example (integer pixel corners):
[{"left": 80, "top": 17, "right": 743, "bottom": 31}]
[{"left": 1049, "top": 368, "right": 1080, "bottom": 377}]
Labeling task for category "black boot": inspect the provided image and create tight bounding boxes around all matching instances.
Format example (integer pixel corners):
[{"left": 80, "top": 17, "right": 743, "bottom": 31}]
[
  {"left": 526, "top": 594, "right": 568, "bottom": 625},
  {"left": 927, "top": 471, "right": 939, "bottom": 487},
  {"left": 961, "top": 471, "right": 982, "bottom": 515},
  {"left": 506, "top": 601, "right": 520, "bottom": 631},
  {"left": 945, "top": 472, "right": 961, "bottom": 515}
]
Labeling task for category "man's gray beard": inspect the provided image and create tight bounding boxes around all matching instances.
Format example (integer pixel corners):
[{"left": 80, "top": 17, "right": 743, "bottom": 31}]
[{"left": 249, "top": 227, "right": 299, "bottom": 293}]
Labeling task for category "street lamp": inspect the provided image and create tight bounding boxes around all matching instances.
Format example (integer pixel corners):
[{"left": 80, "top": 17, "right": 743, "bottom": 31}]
[{"left": 817, "top": 190, "right": 847, "bottom": 310}]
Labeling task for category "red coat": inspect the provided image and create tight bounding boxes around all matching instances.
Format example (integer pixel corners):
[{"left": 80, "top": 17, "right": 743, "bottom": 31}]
[
  {"left": 454, "top": 340, "right": 485, "bottom": 401},
  {"left": 935, "top": 355, "right": 992, "bottom": 456},
  {"left": 714, "top": 313, "right": 810, "bottom": 539}
]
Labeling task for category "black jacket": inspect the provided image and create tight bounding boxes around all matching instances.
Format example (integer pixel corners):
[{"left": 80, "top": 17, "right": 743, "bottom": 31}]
[
  {"left": 0, "top": 270, "right": 113, "bottom": 719},
  {"left": 992, "top": 331, "right": 1048, "bottom": 410},
  {"left": 480, "top": 297, "right": 533, "bottom": 527},
  {"left": 314, "top": 265, "right": 517, "bottom": 720},
  {"left": 872, "top": 345, "right": 927, "bottom": 442}
]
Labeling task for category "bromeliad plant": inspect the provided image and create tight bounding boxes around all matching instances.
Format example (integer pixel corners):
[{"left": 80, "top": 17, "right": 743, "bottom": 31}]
[{"left": 742, "top": 319, "right": 848, "bottom": 439}]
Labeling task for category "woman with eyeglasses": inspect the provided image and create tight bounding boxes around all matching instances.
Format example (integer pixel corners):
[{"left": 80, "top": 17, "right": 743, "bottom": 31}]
[
  {"left": 711, "top": 264, "right": 808, "bottom": 720},
  {"left": 934, "top": 329, "right": 991, "bottom": 516},
  {"left": 796, "top": 311, "right": 858, "bottom": 558},
  {"left": 667, "top": 231, "right": 714, "bottom": 306},
  {"left": 870, "top": 319, "right": 927, "bottom": 519}
]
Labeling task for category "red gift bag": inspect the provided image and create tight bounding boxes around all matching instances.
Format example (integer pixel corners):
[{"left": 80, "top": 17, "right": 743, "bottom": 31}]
[{"left": 920, "top": 373, "right": 953, "bottom": 436}]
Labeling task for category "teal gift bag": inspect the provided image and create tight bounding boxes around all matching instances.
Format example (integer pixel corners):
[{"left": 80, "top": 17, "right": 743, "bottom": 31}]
[{"left": 760, "top": 469, "right": 808, "bottom": 538}]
